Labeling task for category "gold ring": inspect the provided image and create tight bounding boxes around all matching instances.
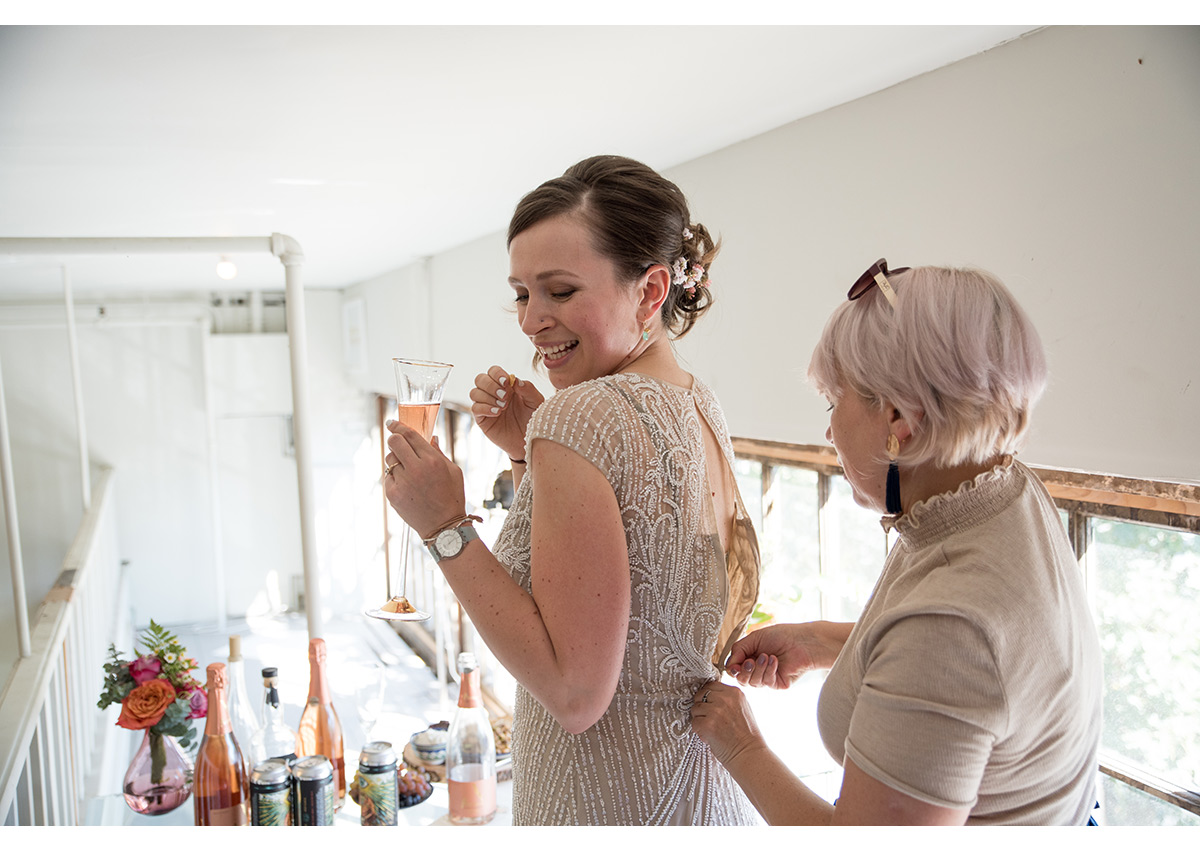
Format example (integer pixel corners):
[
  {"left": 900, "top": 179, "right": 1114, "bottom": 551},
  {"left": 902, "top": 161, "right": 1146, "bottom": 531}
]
[
  {"left": 384, "top": 462, "right": 396, "bottom": 477},
  {"left": 702, "top": 690, "right": 710, "bottom": 703}
]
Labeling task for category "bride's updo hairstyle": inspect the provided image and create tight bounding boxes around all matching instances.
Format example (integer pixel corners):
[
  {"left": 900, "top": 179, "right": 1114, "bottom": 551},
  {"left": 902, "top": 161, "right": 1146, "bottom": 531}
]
[
  {"left": 808, "top": 265, "right": 1048, "bottom": 469},
  {"left": 508, "top": 155, "right": 718, "bottom": 339}
]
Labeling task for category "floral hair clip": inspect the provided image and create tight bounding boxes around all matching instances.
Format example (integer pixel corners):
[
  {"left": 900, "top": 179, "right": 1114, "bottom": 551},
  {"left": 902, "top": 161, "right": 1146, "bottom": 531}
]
[
  {"left": 682, "top": 227, "right": 693, "bottom": 240},
  {"left": 671, "top": 256, "right": 709, "bottom": 298}
]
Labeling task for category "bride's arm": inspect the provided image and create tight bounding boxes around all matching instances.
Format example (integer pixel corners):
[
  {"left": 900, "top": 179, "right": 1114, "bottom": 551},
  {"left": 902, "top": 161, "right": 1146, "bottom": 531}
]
[{"left": 386, "top": 425, "right": 629, "bottom": 734}]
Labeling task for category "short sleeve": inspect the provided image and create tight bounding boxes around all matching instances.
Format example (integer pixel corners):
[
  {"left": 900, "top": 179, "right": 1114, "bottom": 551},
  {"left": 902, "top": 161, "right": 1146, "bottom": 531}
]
[
  {"left": 844, "top": 613, "right": 1008, "bottom": 810},
  {"left": 525, "top": 380, "right": 628, "bottom": 491}
]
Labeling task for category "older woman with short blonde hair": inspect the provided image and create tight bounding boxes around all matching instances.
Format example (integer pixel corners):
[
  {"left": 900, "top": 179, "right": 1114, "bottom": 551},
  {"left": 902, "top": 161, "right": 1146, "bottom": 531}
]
[{"left": 691, "top": 260, "right": 1103, "bottom": 825}]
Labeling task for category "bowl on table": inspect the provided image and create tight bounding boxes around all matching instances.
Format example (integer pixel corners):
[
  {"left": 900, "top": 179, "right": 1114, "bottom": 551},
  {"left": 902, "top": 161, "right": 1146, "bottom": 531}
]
[{"left": 409, "top": 726, "right": 448, "bottom": 764}]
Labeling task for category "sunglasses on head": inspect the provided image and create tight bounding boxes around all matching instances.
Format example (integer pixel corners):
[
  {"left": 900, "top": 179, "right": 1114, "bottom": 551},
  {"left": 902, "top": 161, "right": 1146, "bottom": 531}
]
[{"left": 847, "top": 258, "right": 911, "bottom": 308}]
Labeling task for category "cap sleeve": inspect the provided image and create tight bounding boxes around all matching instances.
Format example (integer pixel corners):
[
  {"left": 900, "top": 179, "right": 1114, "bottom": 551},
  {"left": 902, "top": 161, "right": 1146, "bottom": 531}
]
[
  {"left": 525, "top": 379, "right": 628, "bottom": 490},
  {"left": 844, "top": 612, "right": 1008, "bottom": 809}
]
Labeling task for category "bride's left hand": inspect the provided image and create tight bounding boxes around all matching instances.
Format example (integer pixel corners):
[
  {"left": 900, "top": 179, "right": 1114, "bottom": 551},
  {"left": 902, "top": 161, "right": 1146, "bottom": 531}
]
[{"left": 383, "top": 420, "right": 467, "bottom": 539}]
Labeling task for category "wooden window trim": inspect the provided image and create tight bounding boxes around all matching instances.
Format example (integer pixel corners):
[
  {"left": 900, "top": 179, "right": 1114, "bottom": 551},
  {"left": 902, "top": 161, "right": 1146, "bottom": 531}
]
[{"left": 733, "top": 438, "right": 1200, "bottom": 530}]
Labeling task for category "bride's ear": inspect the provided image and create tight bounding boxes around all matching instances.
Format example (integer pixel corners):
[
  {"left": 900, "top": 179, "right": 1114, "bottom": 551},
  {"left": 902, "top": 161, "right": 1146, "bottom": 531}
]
[{"left": 637, "top": 265, "right": 671, "bottom": 321}]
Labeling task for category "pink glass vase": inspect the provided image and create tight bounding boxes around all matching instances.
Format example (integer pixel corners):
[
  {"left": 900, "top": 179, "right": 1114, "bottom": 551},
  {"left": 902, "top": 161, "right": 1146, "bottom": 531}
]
[{"left": 122, "top": 729, "right": 193, "bottom": 815}]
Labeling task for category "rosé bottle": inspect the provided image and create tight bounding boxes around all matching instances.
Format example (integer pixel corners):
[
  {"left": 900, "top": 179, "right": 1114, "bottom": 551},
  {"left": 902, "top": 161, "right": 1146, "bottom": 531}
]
[
  {"left": 194, "top": 663, "right": 250, "bottom": 825},
  {"left": 295, "top": 638, "right": 346, "bottom": 810},
  {"left": 447, "top": 652, "right": 496, "bottom": 825}
]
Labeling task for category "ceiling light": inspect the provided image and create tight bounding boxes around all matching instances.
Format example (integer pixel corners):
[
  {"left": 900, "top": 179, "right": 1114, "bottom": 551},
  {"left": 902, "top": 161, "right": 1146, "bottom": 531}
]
[{"left": 216, "top": 256, "right": 237, "bottom": 280}]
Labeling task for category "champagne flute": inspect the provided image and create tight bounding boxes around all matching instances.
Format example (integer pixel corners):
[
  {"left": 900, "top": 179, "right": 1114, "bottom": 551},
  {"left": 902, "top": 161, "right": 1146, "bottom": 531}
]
[{"left": 368, "top": 357, "right": 453, "bottom": 622}]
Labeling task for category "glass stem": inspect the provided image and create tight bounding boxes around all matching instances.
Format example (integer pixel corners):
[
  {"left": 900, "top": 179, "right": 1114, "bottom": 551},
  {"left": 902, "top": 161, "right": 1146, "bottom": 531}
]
[{"left": 399, "top": 523, "right": 412, "bottom": 600}]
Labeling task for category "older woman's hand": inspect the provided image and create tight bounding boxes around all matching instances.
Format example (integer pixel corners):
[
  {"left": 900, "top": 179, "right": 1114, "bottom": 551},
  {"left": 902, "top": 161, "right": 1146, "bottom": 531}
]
[
  {"left": 727, "top": 622, "right": 853, "bottom": 688},
  {"left": 690, "top": 681, "right": 766, "bottom": 768},
  {"left": 383, "top": 421, "right": 467, "bottom": 539}
]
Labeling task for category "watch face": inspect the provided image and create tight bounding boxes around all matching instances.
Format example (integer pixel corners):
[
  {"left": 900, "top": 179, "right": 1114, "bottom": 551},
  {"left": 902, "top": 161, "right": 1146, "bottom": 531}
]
[{"left": 436, "top": 527, "right": 463, "bottom": 558}]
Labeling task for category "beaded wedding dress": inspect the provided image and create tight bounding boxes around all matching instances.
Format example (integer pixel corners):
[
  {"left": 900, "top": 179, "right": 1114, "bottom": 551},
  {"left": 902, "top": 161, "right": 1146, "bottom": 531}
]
[{"left": 492, "top": 372, "right": 760, "bottom": 825}]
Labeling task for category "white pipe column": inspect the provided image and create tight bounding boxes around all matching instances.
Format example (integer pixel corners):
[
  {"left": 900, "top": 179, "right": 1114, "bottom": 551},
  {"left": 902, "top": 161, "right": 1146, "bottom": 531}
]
[
  {"left": 273, "top": 234, "right": 323, "bottom": 640},
  {"left": 198, "top": 318, "right": 228, "bottom": 632},
  {"left": 61, "top": 266, "right": 91, "bottom": 511},
  {"left": 0, "top": 352, "right": 32, "bottom": 657}
]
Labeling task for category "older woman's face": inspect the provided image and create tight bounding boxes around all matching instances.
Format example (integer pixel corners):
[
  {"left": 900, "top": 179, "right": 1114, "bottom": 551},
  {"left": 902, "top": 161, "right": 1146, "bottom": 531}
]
[{"left": 826, "top": 390, "right": 892, "bottom": 514}]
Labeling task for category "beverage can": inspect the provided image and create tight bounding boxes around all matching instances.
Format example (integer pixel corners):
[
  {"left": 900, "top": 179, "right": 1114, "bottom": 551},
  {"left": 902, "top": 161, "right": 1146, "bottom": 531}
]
[
  {"left": 250, "top": 758, "right": 291, "bottom": 826},
  {"left": 291, "top": 755, "right": 335, "bottom": 826},
  {"left": 356, "top": 741, "right": 398, "bottom": 826}
]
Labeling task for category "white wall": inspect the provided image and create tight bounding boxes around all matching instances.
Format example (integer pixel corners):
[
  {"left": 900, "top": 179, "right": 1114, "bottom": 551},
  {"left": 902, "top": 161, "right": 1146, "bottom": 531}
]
[
  {"left": 348, "top": 25, "right": 1200, "bottom": 485},
  {"left": 3, "top": 24, "right": 1196, "bottom": 682}
]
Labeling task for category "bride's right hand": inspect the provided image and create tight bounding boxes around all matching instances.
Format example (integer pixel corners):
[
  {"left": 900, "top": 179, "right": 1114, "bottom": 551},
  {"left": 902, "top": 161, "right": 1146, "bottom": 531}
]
[{"left": 470, "top": 366, "right": 544, "bottom": 460}]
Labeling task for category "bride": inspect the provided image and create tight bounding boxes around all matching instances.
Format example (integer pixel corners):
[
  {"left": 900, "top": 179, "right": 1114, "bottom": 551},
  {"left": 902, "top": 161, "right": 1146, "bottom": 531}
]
[{"left": 381, "top": 155, "right": 761, "bottom": 825}]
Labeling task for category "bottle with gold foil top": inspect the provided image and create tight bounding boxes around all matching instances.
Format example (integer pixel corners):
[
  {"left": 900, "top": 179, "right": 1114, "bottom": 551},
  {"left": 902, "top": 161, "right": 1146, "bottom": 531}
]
[
  {"left": 194, "top": 662, "right": 250, "bottom": 825},
  {"left": 447, "top": 652, "right": 496, "bottom": 825},
  {"left": 295, "top": 638, "right": 346, "bottom": 810}
]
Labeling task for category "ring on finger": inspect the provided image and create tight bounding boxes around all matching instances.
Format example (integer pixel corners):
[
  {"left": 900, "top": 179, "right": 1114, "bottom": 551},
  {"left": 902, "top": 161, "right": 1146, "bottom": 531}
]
[{"left": 384, "top": 462, "right": 397, "bottom": 477}]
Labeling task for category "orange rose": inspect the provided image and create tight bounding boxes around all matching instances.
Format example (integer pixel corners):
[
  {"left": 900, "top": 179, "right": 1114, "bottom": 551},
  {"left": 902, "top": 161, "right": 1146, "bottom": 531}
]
[{"left": 117, "top": 678, "right": 177, "bottom": 730}]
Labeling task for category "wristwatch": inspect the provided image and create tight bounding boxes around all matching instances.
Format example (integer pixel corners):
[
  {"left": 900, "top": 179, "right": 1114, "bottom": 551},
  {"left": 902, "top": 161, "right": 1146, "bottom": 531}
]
[{"left": 426, "top": 524, "right": 479, "bottom": 563}]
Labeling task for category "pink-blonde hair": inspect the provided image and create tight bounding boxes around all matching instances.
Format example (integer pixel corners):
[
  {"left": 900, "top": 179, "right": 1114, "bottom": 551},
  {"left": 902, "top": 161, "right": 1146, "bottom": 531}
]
[{"left": 808, "top": 265, "right": 1048, "bottom": 469}]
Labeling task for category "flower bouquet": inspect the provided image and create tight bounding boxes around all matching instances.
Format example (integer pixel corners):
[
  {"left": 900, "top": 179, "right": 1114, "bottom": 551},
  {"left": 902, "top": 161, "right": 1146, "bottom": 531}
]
[{"left": 98, "top": 620, "right": 208, "bottom": 814}]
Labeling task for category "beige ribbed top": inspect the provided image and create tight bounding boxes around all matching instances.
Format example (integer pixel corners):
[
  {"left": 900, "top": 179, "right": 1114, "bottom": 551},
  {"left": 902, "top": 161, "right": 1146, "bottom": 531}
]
[
  {"left": 493, "top": 373, "right": 760, "bottom": 825},
  {"left": 818, "top": 458, "right": 1102, "bottom": 824}
]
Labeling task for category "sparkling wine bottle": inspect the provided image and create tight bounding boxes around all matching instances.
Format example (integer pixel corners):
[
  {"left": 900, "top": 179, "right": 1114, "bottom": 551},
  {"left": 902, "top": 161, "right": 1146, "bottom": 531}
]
[
  {"left": 226, "top": 636, "right": 261, "bottom": 766},
  {"left": 447, "top": 652, "right": 496, "bottom": 825},
  {"left": 295, "top": 637, "right": 346, "bottom": 810},
  {"left": 248, "top": 666, "right": 297, "bottom": 768},
  {"left": 194, "top": 663, "right": 250, "bottom": 826}
]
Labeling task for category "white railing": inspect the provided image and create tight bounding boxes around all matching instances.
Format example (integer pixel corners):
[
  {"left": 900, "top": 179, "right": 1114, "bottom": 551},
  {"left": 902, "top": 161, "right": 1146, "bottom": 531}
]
[{"left": 0, "top": 468, "right": 126, "bottom": 825}]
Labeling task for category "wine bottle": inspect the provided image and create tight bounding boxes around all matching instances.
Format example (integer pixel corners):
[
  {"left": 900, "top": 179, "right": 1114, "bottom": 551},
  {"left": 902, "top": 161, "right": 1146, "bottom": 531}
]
[
  {"left": 447, "top": 652, "right": 496, "bottom": 825},
  {"left": 248, "top": 666, "right": 297, "bottom": 768},
  {"left": 295, "top": 637, "right": 346, "bottom": 810},
  {"left": 226, "top": 636, "right": 261, "bottom": 765},
  {"left": 194, "top": 662, "right": 250, "bottom": 826}
]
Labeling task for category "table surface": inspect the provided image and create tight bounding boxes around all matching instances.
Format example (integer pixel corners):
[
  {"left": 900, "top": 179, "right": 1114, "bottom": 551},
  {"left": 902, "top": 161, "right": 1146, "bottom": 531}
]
[
  {"left": 82, "top": 613, "right": 513, "bottom": 827},
  {"left": 86, "top": 771, "right": 513, "bottom": 827}
]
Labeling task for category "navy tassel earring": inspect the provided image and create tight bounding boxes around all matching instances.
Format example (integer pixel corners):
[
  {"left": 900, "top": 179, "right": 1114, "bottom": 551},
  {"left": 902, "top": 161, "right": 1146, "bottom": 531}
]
[
  {"left": 886, "top": 463, "right": 902, "bottom": 514},
  {"left": 885, "top": 433, "right": 902, "bottom": 514}
]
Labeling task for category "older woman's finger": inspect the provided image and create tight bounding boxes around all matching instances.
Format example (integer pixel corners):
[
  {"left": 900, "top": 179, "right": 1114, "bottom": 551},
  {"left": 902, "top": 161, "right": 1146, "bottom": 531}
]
[{"left": 761, "top": 655, "right": 779, "bottom": 687}]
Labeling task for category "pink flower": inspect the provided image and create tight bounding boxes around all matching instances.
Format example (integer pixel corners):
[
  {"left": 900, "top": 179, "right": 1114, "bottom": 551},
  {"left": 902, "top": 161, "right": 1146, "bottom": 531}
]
[
  {"left": 186, "top": 686, "right": 208, "bottom": 720},
  {"left": 128, "top": 655, "right": 162, "bottom": 685}
]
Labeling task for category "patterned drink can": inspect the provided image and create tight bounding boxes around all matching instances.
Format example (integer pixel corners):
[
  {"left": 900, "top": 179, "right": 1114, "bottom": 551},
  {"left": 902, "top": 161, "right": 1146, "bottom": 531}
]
[
  {"left": 356, "top": 741, "right": 399, "bottom": 826},
  {"left": 291, "top": 755, "right": 335, "bottom": 826},
  {"left": 250, "top": 758, "right": 292, "bottom": 826}
]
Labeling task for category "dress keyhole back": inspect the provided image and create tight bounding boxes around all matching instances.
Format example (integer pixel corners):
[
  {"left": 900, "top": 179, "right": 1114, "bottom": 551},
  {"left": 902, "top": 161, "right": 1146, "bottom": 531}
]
[{"left": 696, "top": 403, "right": 736, "bottom": 558}]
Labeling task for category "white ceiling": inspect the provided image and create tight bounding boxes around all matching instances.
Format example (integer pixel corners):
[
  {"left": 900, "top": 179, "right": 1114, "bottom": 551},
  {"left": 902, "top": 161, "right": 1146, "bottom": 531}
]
[{"left": 0, "top": 25, "right": 1039, "bottom": 298}]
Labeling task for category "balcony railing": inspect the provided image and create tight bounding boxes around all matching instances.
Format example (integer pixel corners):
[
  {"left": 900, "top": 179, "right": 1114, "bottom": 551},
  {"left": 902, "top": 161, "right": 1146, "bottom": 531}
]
[{"left": 0, "top": 468, "right": 127, "bottom": 825}]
